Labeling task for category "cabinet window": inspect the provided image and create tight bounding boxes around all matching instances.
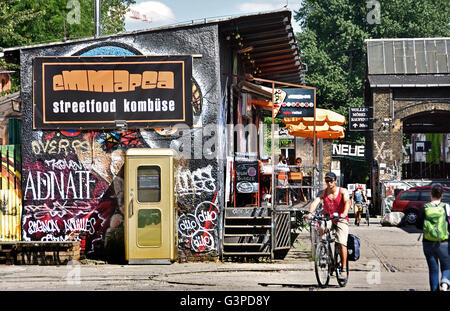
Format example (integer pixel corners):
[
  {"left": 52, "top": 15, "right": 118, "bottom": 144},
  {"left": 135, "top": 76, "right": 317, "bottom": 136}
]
[
  {"left": 137, "top": 166, "right": 161, "bottom": 202},
  {"left": 137, "top": 209, "right": 161, "bottom": 247}
]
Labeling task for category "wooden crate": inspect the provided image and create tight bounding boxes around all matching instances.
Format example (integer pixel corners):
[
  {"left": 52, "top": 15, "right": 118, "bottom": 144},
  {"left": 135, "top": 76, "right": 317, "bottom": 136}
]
[{"left": 0, "top": 241, "right": 80, "bottom": 265}]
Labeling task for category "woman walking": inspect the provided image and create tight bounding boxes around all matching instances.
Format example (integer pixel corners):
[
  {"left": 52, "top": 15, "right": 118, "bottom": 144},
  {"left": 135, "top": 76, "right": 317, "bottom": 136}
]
[{"left": 416, "top": 185, "right": 450, "bottom": 291}]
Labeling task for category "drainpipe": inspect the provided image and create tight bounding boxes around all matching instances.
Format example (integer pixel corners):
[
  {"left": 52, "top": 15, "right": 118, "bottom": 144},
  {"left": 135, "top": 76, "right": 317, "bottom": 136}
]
[{"left": 94, "top": 0, "right": 101, "bottom": 38}]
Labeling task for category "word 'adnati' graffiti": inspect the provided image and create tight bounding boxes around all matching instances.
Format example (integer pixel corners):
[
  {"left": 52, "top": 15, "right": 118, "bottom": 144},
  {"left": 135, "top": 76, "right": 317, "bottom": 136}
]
[{"left": 24, "top": 170, "right": 96, "bottom": 200}]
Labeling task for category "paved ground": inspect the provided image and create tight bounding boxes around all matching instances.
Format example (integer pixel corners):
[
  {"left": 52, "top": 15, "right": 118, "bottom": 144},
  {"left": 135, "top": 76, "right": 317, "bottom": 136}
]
[{"left": 0, "top": 217, "right": 431, "bottom": 292}]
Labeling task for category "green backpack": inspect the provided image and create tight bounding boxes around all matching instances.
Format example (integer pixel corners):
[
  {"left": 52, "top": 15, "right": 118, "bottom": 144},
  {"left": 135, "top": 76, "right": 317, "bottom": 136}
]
[{"left": 423, "top": 202, "right": 449, "bottom": 242}]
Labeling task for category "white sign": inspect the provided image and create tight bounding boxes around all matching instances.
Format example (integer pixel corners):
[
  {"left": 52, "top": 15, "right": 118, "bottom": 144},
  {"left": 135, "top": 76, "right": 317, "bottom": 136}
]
[{"left": 333, "top": 144, "right": 365, "bottom": 157}]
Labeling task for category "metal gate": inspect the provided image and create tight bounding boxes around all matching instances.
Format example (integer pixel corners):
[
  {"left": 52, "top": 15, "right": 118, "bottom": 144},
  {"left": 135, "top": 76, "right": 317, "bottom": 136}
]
[{"left": 273, "top": 211, "right": 291, "bottom": 251}]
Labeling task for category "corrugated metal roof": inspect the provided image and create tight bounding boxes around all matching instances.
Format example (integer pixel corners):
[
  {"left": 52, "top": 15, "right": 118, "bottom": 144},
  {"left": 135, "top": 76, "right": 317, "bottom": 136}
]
[
  {"left": 368, "top": 74, "right": 450, "bottom": 87},
  {"left": 366, "top": 38, "right": 450, "bottom": 75},
  {"left": 220, "top": 10, "right": 303, "bottom": 84}
]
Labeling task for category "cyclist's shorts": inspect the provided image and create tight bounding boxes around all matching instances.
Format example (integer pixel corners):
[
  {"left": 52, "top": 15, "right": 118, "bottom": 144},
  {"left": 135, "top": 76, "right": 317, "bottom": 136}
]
[
  {"left": 354, "top": 203, "right": 363, "bottom": 212},
  {"left": 326, "top": 220, "right": 349, "bottom": 246}
]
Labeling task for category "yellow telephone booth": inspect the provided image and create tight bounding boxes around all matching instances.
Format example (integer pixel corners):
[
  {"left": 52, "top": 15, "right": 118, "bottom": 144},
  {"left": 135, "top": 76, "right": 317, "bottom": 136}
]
[{"left": 124, "top": 148, "right": 178, "bottom": 264}]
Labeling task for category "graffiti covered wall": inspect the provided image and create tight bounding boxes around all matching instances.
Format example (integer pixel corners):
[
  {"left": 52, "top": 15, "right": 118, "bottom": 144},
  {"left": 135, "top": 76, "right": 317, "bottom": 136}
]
[
  {"left": 0, "top": 145, "right": 22, "bottom": 241},
  {"left": 20, "top": 24, "right": 225, "bottom": 260}
]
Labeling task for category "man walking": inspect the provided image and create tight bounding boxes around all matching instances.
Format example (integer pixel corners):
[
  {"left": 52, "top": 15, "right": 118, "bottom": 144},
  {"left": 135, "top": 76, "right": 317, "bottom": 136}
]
[
  {"left": 416, "top": 184, "right": 450, "bottom": 291},
  {"left": 305, "top": 172, "right": 351, "bottom": 281}
]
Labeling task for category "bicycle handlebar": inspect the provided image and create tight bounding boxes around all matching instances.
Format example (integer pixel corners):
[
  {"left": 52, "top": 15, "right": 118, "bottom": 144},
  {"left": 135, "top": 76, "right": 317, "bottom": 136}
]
[{"left": 309, "top": 213, "right": 346, "bottom": 222}]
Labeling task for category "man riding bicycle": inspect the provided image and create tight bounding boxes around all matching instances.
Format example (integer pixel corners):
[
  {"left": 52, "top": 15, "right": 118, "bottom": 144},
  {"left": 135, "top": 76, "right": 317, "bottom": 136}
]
[
  {"left": 305, "top": 172, "right": 351, "bottom": 282},
  {"left": 352, "top": 184, "right": 367, "bottom": 226}
]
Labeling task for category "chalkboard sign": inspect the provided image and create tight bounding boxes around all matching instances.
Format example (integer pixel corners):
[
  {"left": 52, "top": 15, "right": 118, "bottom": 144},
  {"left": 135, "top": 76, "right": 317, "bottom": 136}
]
[
  {"left": 235, "top": 161, "right": 258, "bottom": 182},
  {"left": 235, "top": 161, "right": 259, "bottom": 193}
]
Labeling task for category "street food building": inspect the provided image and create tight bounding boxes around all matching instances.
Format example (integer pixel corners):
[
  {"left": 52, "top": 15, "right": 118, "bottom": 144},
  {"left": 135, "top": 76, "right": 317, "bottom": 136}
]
[{"left": 3, "top": 10, "right": 315, "bottom": 262}]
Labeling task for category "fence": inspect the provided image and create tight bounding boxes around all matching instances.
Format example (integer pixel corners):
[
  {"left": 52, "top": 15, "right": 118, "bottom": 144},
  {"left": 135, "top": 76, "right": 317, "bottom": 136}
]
[{"left": 0, "top": 145, "right": 22, "bottom": 241}]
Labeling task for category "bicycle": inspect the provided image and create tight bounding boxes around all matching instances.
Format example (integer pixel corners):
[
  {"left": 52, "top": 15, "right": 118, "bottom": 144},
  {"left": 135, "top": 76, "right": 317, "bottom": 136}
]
[{"left": 311, "top": 213, "right": 349, "bottom": 288}]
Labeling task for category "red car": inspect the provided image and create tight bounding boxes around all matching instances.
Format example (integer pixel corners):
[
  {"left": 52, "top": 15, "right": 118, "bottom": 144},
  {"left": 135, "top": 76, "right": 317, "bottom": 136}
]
[{"left": 392, "top": 186, "right": 450, "bottom": 225}]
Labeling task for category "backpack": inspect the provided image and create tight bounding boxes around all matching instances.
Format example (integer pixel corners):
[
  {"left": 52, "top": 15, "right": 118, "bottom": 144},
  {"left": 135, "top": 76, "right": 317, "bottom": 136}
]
[
  {"left": 347, "top": 234, "right": 360, "bottom": 261},
  {"left": 354, "top": 190, "right": 364, "bottom": 203},
  {"left": 423, "top": 202, "right": 449, "bottom": 242}
]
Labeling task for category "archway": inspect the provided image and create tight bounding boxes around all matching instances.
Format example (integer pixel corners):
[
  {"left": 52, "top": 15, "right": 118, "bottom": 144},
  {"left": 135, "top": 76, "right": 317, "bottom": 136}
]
[{"left": 401, "top": 110, "right": 450, "bottom": 179}]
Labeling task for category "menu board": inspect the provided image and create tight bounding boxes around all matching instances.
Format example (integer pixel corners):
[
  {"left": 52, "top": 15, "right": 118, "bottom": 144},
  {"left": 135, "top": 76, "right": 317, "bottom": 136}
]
[{"left": 235, "top": 161, "right": 259, "bottom": 193}]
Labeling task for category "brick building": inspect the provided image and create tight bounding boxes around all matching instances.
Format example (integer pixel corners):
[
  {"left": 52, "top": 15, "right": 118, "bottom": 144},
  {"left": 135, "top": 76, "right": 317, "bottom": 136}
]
[{"left": 365, "top": 38, "right": 450, "bottom": 213}]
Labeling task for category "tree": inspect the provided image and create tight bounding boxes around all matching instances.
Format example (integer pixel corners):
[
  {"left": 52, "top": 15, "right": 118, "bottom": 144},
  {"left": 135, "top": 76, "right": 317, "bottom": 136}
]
[
  {"left": 0, "top": 0, "right": 135, "bottom": 93},
  {"left": 0, "top": 0, "right": 135, "bottom": 48},
  {"left": 0, "top": 0, "right": 41, "bottom": 48},
  {"left": 294, "top": 0, "right": 450, "bottom": 144}
]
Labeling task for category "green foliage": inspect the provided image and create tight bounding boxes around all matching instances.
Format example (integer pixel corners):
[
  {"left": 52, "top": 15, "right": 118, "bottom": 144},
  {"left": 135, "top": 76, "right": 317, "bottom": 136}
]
[
  {"left": 0, "top": 0, "right": 135, "bottom": 93},
  {"left": 0, "top": 0, "right": 42, "bottom": 47},
  {"left": 294, "top": 0, "right": 450, "bottom": 145},
  {"left": 262, "top": 116, "right": 293, "bottom": 155},
  {"left": 0, "top": 0, "right": 135, "bottom": 48}
]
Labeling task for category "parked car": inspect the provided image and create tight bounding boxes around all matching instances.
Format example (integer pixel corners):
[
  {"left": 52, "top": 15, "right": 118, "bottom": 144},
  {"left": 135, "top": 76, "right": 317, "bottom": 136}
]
[{"left": 392, "top": 186, "right": 450, "bottom": 225}]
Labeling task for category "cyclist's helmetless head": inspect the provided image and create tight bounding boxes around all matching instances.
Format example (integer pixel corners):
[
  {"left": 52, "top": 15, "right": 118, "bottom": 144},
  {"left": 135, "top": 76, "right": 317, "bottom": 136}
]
[{"left": 324, "top": 172, "right": 337, "bottom": 189}]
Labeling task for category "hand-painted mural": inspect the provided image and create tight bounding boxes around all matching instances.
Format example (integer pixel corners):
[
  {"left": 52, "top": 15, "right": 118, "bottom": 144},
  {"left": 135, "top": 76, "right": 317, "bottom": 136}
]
[
  {"left": 21, "top": 35, "right": 222, "bottom": 261},
  {"left": 23, "top": 129, "right": 130, "bottom": 255},
  {"left": 0, "top": 145, "right": 22, "bottom": 241}
]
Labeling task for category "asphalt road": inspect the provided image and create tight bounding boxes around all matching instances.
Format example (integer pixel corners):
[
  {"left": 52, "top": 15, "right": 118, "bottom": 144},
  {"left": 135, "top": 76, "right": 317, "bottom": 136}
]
[{"left": 0, "top": 217, "right": 431, "bottom": 292}]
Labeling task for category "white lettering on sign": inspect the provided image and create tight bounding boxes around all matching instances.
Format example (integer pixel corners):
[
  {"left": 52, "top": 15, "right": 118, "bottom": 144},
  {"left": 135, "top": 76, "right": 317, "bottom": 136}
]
[{"left": 332, "top": 144, "right": 365, "bottom": 157}]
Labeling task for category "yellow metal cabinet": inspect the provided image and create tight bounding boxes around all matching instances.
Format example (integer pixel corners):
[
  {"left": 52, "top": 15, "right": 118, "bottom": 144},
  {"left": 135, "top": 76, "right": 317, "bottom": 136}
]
[{"left": 124, "top": 148, "right": 178, "bottom": 264}]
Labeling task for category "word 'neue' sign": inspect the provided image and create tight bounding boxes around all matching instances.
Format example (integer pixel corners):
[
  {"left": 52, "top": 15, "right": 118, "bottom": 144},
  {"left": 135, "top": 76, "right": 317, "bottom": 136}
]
[
  {"left": 33, "top": 56, "right": 193, "bottom": 129},
  {"left": 332, "top": 143, "right": 365, "bottom": 157}
]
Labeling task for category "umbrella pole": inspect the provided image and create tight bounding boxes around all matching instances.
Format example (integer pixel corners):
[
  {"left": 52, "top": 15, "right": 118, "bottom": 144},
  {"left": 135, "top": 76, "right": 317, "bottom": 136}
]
[
  {"left": 313, "top": 89, "right": 316, "bottom": 169},
  {"left": 271, "top": 82, "right": 275, "bottom": 207},
  {"left": 271, "top": 82, "right": 275, "bottom": 260}
]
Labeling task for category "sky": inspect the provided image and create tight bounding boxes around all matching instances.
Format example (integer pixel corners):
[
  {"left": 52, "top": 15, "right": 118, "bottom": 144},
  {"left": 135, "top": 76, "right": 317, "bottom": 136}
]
[{"left": 124, "top": 0, "right": 302, "bottom": 34}]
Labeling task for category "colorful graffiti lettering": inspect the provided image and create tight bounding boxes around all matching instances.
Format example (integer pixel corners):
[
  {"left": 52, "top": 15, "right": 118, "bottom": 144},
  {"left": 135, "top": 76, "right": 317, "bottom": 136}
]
[{"left": 0, "top": 145, "right": 22, "bottom": 241}]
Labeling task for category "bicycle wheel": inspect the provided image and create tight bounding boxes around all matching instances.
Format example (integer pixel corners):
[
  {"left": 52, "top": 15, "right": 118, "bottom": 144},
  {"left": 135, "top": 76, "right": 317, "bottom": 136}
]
[
  {"left": 334, "top": 244, "right": 349, "bottom": 287},
  {"left": 314, "top": 243, "right": 331, "bottom": 288}
]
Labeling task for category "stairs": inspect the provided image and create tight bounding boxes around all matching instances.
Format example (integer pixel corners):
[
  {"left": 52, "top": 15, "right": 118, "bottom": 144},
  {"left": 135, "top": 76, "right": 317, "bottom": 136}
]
[{"left": 222, "top": 207, "right": 272, "bottom": 258}]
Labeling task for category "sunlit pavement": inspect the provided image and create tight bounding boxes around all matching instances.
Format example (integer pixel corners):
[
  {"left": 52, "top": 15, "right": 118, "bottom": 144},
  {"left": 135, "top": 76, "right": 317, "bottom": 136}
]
[{"left": 0, "top": 218, "right": 430, "bottom": 291}]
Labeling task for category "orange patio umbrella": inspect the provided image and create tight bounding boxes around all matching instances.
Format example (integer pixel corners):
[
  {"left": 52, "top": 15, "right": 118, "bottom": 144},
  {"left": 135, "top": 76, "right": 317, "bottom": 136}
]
[
  {"left": 283, "top": 108, "right": 346, "bottom": 126},
  {"left": 285, "top": 122, "right": 345, "bottom": 139}
]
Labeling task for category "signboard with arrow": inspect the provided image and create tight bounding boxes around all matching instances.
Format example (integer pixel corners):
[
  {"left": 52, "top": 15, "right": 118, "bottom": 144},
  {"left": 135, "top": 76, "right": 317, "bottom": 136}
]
[{"left": 349, "top": 107, "right": 372, "bottom": 131}]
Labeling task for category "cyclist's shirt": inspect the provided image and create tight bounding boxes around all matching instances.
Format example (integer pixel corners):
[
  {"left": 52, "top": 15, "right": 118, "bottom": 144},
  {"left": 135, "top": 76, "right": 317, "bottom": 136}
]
[
  {"left": 323, "top": 187, "right": 348, "bottom": 222},
  {"left": 353, "top": 190, "right": 364, "bottom": 204}
]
